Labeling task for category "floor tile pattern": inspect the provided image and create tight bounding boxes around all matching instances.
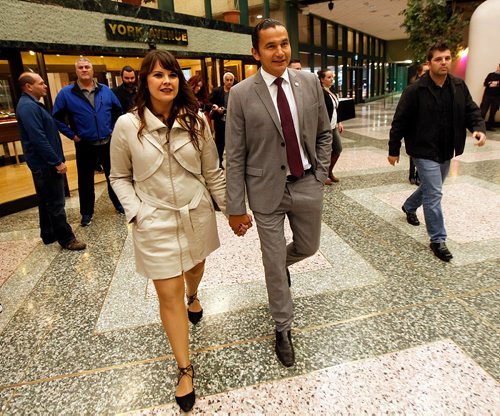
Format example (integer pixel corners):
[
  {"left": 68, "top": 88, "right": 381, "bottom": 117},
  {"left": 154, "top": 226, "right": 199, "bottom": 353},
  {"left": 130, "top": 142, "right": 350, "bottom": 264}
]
[
  {"left": 1, "top": 97, "right": 499, "bottom": 415},
  {"left": 127, "top": 340, "right": 500, "bottom": 415}
]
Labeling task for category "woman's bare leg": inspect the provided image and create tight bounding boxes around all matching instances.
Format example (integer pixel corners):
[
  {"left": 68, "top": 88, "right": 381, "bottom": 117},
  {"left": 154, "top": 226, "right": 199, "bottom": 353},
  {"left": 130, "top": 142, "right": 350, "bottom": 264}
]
[
  {"left": 153, "top": 276, "right": 193, "bottom": 397},
  {"left": 184, "top": 260, "right": 205, "bottom": 313}
]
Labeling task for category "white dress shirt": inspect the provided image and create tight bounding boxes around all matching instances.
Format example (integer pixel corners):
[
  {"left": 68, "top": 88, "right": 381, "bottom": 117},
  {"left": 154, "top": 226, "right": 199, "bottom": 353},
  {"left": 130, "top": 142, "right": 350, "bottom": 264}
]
[{"left": 260, "top": 68, "right": 311, "bottom": 173}]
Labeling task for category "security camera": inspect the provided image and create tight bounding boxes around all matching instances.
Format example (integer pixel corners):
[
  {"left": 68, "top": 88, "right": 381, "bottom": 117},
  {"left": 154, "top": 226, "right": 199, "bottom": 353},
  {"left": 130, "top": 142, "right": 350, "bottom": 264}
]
[{"left": 328, "top": 0, "right": 334, "bottom": 10}]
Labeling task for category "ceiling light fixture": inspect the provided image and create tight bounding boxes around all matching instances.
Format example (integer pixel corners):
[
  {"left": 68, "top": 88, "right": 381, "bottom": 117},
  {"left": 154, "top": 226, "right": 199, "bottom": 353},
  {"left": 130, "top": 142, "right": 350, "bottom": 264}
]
[{"left": 328, "top": 0, "right": 334, "bottom": 11}]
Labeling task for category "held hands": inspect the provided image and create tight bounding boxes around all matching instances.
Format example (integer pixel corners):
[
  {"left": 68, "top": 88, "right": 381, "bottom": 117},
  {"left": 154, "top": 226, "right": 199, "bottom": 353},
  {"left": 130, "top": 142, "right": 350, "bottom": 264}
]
[
  {"left": 73, "top": 135, "right": 81, "bottom": 143},
  {"left": 472, "top": 131, "right": 486, "bottom": 147},
  {"left": 229, "top": 214, "right": 253, "bottom": 237},
  {"left": 387, "top": 156, "right": 399, "bottom": 166}
]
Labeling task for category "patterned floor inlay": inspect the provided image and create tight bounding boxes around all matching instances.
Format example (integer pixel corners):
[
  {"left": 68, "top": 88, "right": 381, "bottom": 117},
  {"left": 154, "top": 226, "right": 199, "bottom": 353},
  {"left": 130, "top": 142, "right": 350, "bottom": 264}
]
[
  {"left": 95, "top": 214, "right": 383, "bottom": 333},
  {"left": 335, "top": 146, "right": 409, "bottom": 176},
  {"left": 0, "top": 238, "right": 39, "bottom": 286},
  {"left": 2, "top": 96, "right": 499, "bottom": 415},
  {"left": 125, "top": 340, "right": 500, "bottom": 415},
  {"left": 344, "top": 176, "right": 500, "bottom": 266}
]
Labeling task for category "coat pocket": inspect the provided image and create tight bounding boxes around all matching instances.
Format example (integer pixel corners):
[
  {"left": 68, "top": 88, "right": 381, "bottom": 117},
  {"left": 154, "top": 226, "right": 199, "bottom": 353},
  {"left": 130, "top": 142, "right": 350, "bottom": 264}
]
[
  {"left": 135, "top": 201, "right": 156, "bottom": 230},
  {"left": 246, "top": 166, "right": 263, "bottom": 177}
]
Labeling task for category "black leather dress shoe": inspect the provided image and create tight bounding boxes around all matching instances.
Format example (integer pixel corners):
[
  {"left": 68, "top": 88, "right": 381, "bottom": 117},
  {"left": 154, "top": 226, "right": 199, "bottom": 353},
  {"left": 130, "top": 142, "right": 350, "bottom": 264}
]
[
  {"left": 286, "top": 268, "right": 291, "bottom": 287},
  {"left": 275, "top": 330, "right": 295, "bottom": 367},
  {"left": 402, "top": 205, "right": 420, "bottom": 226},
  {"left": 430, "top": 242, "right": 453, "bottom": 262}
]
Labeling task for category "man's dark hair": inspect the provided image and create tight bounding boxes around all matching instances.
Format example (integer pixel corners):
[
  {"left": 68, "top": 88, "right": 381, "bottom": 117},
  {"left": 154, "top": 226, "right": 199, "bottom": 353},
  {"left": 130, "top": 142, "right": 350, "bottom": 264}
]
[
  {"left": 290, "top": 59, "right": 301, "bottom": 64},
  {"left": 251, "top": 18, "right": 285, "bottom": 51},
  {"left": 426, "top": 42, "right": 450, "bottom": 62},
  {"left": 120, "top": 65, "right": 135, "bottom": 78}
]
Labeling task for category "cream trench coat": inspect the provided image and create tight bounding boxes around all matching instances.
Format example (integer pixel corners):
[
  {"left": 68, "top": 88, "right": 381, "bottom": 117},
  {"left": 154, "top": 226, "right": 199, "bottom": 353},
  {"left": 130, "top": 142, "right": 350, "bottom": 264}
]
[{"left": 110, "top": 108, "right": 226, "bottom": 279}]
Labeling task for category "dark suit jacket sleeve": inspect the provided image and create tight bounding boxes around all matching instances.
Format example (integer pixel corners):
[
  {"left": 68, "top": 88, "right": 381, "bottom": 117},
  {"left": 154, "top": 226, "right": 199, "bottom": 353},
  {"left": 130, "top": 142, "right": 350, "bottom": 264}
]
[{"left": 322, "top": 89, "right": 334, "bottom": 121}]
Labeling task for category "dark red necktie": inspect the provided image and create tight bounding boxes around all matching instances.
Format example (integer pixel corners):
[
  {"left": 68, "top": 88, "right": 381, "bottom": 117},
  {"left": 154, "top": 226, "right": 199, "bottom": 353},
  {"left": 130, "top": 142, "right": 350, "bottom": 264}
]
[{"left": 274, "top": 77, "right": 304, "bottom": 177}]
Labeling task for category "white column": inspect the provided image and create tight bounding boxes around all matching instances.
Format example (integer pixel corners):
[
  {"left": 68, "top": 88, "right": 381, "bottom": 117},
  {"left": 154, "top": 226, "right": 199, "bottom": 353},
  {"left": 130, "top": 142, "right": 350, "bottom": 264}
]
[{"left": 465, "top": 0, "right": 500, "bottom": 123}]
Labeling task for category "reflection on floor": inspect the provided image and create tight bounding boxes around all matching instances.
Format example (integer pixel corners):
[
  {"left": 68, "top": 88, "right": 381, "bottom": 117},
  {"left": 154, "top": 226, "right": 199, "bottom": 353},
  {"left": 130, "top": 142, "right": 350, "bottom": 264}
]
[{"left": 1, "top": 97, "right": 499, "bottom": 414}]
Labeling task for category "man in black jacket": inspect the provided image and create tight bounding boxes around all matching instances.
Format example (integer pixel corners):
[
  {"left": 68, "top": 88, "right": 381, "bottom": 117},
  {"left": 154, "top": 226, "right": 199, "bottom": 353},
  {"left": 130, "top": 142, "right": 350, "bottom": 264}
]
[
  {"left": 209, "top": 72, "right": 234, "bottom": 167},
  {"left": 388, "top": 42, "right": 486, "bottom": 262},
  {"left": 480, "top": 63, "right": 500, "bottom": 131},
  {"left": 112, "top": 66, "right": 137, "bottom": 113}
]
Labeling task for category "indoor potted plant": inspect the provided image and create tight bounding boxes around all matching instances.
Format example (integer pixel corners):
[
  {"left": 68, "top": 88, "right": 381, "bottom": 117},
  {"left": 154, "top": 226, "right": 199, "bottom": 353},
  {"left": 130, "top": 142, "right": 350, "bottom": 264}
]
[{"left": 223, "top": 0, "right": 240, "bottom": 24}]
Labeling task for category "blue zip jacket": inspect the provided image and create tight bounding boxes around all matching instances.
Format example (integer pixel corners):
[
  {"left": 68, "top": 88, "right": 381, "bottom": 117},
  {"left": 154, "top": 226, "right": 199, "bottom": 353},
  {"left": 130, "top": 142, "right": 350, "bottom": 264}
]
[
  {"left": 16, "top": 93, "right": 64, "bottom": 171},
  {"left": 52, "top": 82, "right": 122, "bottom": 142}
]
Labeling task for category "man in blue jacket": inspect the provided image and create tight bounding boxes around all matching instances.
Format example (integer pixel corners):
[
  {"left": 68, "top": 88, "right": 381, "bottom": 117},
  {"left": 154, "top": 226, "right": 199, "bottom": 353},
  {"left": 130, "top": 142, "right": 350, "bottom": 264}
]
[
  {"left": 53, "top": 57, "right": 123, "bottom": 226},
  {"left": 388, "top": 42, "right": 486, "bottom": 262},
  {"left": 16, "top": 72, "right": 86, "bottom": 250}
]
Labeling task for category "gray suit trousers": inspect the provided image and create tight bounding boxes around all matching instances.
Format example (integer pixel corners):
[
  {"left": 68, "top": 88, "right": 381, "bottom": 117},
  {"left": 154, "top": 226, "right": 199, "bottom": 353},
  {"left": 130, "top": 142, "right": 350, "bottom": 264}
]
[{"left": 253, "top": 173, "right": 324, "bottom": 332}]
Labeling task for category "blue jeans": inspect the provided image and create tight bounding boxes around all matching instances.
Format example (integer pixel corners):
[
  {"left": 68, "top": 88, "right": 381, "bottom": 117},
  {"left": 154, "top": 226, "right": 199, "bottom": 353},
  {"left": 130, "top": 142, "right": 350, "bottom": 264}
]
[
  {"left": 403, "top": 158, "right": 451, "bottom": 243},
  {"left": 32, "top": 168, "right": 75, "bottom": 246}
]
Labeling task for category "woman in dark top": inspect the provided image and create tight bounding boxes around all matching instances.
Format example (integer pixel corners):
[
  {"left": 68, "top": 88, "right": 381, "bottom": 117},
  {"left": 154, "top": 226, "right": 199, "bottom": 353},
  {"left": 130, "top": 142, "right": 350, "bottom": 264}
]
[
  {"left": 187, "top": 74, "right": 212, "bottom": 122},
  {"left": 318, "top": 69, "right": 343, "bottom": 184}
]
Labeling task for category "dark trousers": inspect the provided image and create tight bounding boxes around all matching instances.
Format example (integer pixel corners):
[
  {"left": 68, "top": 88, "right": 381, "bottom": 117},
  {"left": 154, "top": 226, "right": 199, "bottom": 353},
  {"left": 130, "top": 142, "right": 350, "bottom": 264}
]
[
  {"left": 480, "top": 95, "right": 499, "bottom": 125},
  {"left": 75, "top": 140, "right": 121, "bottom": 217},
  {"left": 214, "top": 122, "right": 226, "bottom": 167},
  {"left": 32, "top": 168, "right": 75, "bottom": 246}
]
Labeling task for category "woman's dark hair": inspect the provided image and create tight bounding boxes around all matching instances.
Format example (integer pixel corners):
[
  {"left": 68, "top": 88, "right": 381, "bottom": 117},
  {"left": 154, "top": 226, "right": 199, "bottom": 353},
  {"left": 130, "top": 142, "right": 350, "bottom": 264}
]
[
  {"left": 187, "top": 74, "right": 209, "bottom": 105},
  {"left": 135, "top": 50, "right": 205, "bottom": 148}
]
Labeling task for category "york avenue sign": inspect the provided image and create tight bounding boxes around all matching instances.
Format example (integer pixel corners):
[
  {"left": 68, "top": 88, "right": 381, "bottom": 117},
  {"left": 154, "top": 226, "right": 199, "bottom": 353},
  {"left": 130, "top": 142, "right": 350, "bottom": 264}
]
[{"left": 105, "top": 19, "right": 188, "bottom": 46}]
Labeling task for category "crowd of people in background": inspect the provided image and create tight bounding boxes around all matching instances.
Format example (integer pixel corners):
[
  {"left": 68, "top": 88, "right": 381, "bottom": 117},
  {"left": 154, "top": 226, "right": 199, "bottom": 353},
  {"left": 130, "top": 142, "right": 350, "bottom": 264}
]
[{"left": 10, "top": 17, "right": 494, "bottom": 412}]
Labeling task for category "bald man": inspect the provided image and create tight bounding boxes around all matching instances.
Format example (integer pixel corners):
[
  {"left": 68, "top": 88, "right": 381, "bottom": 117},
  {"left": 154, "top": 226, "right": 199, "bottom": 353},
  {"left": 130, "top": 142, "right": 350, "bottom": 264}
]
[{"left": 16, "top": 72, "right": 86, "bottom": 250}]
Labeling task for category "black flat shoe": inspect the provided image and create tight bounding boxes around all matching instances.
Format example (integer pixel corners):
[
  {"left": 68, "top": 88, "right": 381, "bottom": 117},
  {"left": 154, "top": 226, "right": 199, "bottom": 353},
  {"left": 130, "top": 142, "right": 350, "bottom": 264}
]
[
  {"left": 175, "top": 364, "right": 195, "bottom": 412},
  {"left": 402, "top": 205, "right": 420, "bottom": 226},
  {"left": 275, "top": 330, "right": 295, "bottom": 367},
  {"left": 430, "top": 242, "right": 453, "bottom": 262},
  {"left": 187, "top": 293, "right": 203, "bottom": 325}
]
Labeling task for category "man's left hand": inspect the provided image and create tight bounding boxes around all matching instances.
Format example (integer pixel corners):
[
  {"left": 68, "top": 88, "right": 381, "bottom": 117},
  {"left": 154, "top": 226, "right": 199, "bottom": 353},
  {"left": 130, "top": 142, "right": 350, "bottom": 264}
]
[
  {"left": 473, "top": 131, "right": 486, "bottom": 146},
  {"left": 55, "top": 162, "right": 67, "bottom": 174}
]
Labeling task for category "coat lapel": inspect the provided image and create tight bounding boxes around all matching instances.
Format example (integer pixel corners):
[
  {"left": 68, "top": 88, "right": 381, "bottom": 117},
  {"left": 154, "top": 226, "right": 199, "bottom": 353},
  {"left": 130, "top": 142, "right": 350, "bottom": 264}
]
[
  {"left": 253, "top": 71, "right": 283, "bottom": 138},
  {"left": 289, "top": 70, "right": 305, "bottom": 144},
  {"left": 141, "top": 108, "right": 167, "bottom": 153}
]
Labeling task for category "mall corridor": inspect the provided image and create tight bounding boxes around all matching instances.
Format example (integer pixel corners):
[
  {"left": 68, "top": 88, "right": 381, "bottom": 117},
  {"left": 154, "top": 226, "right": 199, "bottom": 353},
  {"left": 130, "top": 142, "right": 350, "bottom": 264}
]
[{"left": 0, "top": 97, "right": 499, "bottom": 414}]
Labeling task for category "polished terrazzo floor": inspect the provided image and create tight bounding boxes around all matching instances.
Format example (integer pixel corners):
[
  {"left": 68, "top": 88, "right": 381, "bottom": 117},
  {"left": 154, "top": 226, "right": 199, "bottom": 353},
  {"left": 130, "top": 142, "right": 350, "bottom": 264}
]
[{"left": 1, "top": 97, "right": 499, "bottom": 415}]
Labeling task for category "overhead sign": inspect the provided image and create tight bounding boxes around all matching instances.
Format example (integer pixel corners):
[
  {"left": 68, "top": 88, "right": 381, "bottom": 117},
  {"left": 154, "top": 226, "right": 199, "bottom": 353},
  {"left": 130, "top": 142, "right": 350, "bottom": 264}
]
[{"left": 105, "top": 19, "right": 188, "bottom": 46}]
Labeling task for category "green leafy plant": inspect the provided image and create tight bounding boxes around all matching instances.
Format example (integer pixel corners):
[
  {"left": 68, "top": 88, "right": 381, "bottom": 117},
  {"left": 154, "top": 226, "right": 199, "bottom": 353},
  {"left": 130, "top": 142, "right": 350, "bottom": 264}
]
[{"left": 401, "top": 0, "right": 468, "bottom": 63}]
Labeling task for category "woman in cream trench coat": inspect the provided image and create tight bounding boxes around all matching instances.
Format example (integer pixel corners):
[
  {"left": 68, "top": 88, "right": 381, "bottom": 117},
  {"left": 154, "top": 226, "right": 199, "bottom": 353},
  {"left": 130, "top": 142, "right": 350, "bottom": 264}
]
[
  {"left": 110, "top": 102, "right": 226, "bottom": 279},
  {"left": 109, "top": 50, "right": 251, "bottom": 413}
]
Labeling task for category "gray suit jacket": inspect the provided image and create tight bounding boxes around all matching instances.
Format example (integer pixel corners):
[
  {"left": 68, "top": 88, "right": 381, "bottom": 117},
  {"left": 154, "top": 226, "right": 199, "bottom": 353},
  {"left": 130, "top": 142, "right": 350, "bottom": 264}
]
[{"left": 225, "top": 68, "right": 332, "bottom": 215}]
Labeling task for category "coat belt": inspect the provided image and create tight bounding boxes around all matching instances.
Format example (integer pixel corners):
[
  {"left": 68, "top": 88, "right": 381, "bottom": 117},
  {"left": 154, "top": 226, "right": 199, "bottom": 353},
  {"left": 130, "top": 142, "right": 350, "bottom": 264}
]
[{"left": 135, "top": 186, "right": 206, "bottom": 262}]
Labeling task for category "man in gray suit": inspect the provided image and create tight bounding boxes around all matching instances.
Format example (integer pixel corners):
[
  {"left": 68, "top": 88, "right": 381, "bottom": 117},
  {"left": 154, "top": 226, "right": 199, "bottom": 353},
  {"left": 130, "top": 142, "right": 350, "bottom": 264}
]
[{"left": 225, "top": 19, "right": 332, "bottom": 367}]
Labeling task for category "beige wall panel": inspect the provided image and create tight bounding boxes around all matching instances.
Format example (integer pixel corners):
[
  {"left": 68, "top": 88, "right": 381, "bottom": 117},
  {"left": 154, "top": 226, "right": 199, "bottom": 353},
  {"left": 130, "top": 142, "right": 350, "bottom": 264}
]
[{"left": 0, "top": 0, "right": 251, "bottom": 56}]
